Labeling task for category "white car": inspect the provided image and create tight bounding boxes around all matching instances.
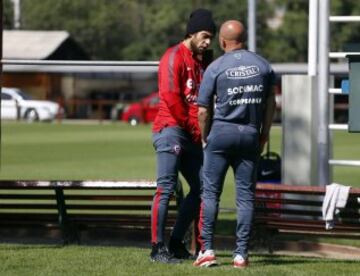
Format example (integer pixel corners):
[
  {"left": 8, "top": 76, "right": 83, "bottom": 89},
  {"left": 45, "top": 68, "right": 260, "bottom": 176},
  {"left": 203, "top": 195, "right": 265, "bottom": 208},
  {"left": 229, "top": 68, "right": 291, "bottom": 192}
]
[{"left": 1, "top": 87, "right": 63, "bottom": 122}]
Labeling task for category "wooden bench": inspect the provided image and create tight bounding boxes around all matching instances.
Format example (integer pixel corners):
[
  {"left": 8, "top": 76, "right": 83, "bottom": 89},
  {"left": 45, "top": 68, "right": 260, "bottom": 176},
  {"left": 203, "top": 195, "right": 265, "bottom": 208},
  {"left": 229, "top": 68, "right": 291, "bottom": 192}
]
[
  {"left": 253, "top": 183, "right": 360, "bottom": 252},
  {"left": 0, "top": 180, "right": 183, "bottom": 244}
]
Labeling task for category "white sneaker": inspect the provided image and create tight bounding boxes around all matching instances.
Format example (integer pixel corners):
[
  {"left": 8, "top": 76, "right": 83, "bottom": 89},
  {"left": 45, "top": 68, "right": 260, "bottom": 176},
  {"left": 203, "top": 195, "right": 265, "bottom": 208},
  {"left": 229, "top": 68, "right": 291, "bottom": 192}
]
[
  {"left": 193, "top": 250, "right": 217, "bottom": 267},
  {"left": 233, "top": 254, "right": 249, "bottom": 268}
]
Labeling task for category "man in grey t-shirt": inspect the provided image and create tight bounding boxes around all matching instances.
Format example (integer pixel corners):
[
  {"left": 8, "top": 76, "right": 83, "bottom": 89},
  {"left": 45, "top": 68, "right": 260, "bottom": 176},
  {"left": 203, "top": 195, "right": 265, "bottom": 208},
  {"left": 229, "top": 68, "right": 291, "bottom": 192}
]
[{"left": 193, "top": 20, "right": 276, "bottom": 268}]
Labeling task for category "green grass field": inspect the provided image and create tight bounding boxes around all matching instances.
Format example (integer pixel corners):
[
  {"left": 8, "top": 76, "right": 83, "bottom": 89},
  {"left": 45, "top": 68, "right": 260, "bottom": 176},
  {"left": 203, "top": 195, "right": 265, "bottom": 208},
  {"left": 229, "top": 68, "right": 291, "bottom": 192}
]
[
  {"left": 0, "top": 244, "right": 359, "bottom": 276},
  {"left": 1, "top": 121, "right": 359, "bottom": 210},
  {"left": 0, "top": 121, "right": 156, "bottom": 180},
  {"left": 0, "top": 121, "right": 360, "bottom": 275}
]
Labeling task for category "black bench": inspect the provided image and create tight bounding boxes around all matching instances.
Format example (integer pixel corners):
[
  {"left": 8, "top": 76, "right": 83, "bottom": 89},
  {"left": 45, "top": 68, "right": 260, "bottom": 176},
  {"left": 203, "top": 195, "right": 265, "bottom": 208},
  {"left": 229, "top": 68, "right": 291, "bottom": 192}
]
[
  {"left": 0, "top": 180, "right": 183, "bottom": 244},
  {"left": 253, "top": 183, "right": 360, "bottom": 252}
]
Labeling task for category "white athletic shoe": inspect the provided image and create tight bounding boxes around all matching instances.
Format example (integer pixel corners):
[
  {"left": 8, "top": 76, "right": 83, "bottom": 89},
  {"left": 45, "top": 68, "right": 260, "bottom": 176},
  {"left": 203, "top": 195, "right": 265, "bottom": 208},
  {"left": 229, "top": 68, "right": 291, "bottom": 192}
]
[
  {"left": 233, "top": 254, "right": 249, "bottom": 269},
  {"left": 193, "top": 249, "right": 217, "bottom": 267}
]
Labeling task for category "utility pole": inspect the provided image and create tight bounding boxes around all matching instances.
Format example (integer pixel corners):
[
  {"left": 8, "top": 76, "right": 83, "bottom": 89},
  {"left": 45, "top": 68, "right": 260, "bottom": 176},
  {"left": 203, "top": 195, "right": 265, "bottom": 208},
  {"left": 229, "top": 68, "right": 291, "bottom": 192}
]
[
  {"left": 248, "top": 0, "right": 256, "bottom": 52},
  {"left": 308, "top": 0, "right": 318, "bottom": 76},
  {"left": 317, "top": 0, "right": 330, "bottom": 186},
  {"left": 11, "top": 0, "right": 21, "bottom": 29}
]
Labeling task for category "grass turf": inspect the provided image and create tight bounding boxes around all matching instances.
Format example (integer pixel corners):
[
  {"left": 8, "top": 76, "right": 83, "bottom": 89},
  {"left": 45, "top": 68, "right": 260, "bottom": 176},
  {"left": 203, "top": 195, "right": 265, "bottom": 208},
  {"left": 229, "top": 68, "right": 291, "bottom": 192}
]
[
  {"left": 1, "top": 121, "right": 359, "bottom": 210},
  {"left": 0, "top": 121, "right": 360, "bottom": 273},
  {"left": 0, "top": 244, "right": 359, "bottom": 276}
]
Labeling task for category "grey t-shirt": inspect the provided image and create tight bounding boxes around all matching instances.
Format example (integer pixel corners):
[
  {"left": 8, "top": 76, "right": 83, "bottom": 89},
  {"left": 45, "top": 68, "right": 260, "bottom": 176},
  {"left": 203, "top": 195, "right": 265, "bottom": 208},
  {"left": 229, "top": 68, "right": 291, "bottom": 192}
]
[{"left": 197, "top": 49, "right": 275, "bottom": 130}]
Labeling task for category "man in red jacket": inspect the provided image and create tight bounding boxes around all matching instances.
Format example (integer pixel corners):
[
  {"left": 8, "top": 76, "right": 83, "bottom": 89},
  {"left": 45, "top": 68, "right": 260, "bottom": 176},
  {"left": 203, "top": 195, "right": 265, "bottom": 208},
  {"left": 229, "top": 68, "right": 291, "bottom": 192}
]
[{"left": 150, "top": 9, "right": 216, "bottom": 264}]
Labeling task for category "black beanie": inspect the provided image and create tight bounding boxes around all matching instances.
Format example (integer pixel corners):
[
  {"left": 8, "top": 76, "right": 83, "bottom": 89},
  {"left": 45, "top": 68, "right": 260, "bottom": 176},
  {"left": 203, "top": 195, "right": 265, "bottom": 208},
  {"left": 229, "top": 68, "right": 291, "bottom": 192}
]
[{"left": 186, "top": 8, "right": 216, "bottom": 35}]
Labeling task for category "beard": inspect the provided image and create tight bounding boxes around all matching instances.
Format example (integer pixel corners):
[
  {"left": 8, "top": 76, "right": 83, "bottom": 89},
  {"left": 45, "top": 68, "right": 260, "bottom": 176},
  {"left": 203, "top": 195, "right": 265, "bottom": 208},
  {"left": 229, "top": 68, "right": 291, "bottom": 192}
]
[{"left": 190, "top": 39, "right": 204, "bottom": 55}]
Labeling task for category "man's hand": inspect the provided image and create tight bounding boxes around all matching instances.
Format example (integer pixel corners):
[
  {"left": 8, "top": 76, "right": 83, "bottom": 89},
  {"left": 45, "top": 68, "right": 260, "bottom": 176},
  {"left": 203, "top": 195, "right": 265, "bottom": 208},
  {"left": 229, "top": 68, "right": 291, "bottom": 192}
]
[
  {"left": 201, "top": 139, "right": 207, "bottom": 149},
  {"left": 198, "top": 106, "right": 212, "bottom": 146}
]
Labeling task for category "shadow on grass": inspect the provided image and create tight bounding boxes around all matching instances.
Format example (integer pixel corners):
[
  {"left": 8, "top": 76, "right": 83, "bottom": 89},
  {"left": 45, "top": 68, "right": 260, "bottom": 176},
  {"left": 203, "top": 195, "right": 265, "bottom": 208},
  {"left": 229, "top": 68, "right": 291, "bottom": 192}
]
[
  {"left": 258, "top": 254, "right": 360, "bottom": 267},
  {"left": 214, "top": 253, "right": 360, "bottom": 267}
]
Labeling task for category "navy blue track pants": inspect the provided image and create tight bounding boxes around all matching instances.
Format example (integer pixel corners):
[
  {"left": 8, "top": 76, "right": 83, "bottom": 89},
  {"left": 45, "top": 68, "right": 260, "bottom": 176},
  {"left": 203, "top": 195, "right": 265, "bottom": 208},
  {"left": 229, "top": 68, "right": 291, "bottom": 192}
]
[
  {"left": 151, "top": 126, "right": 203, "bottom": 244},
  {"left": 198, "top": 123, "right": 259, "bottom": 258}
]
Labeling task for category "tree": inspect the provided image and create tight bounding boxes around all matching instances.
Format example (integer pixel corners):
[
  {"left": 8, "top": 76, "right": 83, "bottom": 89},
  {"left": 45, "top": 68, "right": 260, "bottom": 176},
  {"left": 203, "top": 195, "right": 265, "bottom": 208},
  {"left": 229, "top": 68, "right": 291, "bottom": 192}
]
[
  {"left": 330, "top": 0, "right": 360, "bottom": 54},
  {"left": 120, "top": 1, "right": 190, "bottom": 60},
  {"left": 19, "top": 0, "right": 140, "bottom": 60},
  {"left": 7, "top": 0, "right": 360, "bottom": 62},
  {"left": 261, "top": 0, "right": 360, "bottom": 62},
  {"left": 8, "top": 0, "right": 260, "bottom": 60},
  {"left": 3, "top": 0, "right": 15, "bottom": 29}
]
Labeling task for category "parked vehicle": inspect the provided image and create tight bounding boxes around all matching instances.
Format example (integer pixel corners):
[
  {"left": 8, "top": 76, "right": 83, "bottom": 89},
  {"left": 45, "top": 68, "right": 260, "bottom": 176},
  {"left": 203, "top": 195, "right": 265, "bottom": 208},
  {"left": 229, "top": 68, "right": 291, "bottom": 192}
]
[
  {"left": 1, "top": 87, "right": 63, "bottom": 122},
  {"left": 121, "top": 92, "right": 159, "bottom": 126},
  {"left": 120, "top": 89, "right": 282, "bottom": 125}
]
